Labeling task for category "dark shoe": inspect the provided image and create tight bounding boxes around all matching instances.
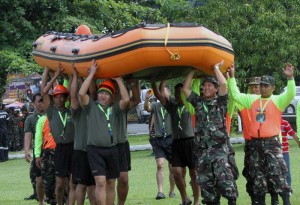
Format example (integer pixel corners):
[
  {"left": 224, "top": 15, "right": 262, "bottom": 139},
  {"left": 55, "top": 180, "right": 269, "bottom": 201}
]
[
  {"left": 270, "top": 193, "right": 279, "bottom": 205},
  {"left": 280, "top": 192, "right": 291, "bottom": 205},
  {"left": 156, "top": 192, "right": 165, "bottom": 200},
  {"left": 228, "top": 198, "right": 236, "bottom": 205},
  {"left": 180, "top": 199, "right": 192, "bottom": 205},
  {"left": 24, "top": 194, "right": 37, "bottom": 200},
  {"left": 169, "top": 192, "right": 176, "bottom": 198}
]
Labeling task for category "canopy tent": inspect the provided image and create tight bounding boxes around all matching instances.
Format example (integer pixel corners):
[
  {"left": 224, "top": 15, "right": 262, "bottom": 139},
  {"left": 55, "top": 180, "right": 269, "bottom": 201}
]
[{"left": 5, "top": 101, "right": 24, "bottom": 108}]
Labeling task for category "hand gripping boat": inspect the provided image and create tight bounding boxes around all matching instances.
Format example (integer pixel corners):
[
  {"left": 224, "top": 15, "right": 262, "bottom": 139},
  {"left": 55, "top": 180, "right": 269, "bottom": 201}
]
[{"left": 32, "top": 23, "right": 234, "bottom": 80}]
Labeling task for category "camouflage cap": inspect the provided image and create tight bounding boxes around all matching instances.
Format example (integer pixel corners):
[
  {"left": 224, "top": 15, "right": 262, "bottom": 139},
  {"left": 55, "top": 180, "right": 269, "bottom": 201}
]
[
  {"left": 203, "top": 75, "right": 219, "bottom": 87},
  {"left": 248, "top": 77, "right": 261, "bottom": 85},
  {"left": 260, "top": 75, "right": 275, "bottom": 85}
]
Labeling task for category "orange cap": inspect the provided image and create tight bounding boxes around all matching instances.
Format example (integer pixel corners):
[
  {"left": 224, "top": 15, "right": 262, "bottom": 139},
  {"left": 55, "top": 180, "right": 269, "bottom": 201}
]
[
  {"left": 52, "top": 85, "right": 69, "bottom": 96},
  {"left": 98, "top": 80, "right": 115, "bottom": 95},
  {"left": 75, "top": 25, "right": 92, "bottom": 35}
]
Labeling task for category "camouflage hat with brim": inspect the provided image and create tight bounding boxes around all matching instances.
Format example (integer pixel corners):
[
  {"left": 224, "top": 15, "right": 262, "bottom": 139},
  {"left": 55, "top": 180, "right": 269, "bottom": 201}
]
[
  {"left": 260, "top": 75, "right": 275, "bottom": 85},
  {"left": 203, "top": 75, "right": 219, "bottom": 87},
  {"left": 248, "top": 77, "right": 261, "bottom": 85}
]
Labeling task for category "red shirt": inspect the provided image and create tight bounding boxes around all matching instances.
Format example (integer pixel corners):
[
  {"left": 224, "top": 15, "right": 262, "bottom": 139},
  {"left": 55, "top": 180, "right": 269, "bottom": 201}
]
[{"left": 281, "top": 119, "right": 295, "bottom": 153}]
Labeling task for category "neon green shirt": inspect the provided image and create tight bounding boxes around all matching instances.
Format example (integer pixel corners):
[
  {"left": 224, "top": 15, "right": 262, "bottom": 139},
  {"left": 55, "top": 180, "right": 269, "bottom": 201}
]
[{"left": 34, "top": 116, "right": 47, "bottom": 158}]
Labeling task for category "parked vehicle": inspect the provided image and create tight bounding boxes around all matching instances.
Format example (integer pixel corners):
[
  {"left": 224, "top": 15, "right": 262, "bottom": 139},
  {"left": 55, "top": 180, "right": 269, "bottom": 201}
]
[
  {"left": 282, "top": 86, "right": 300, "bottom": 114},
  {"left": 136, "top": 89, "right": 150, "bottom": 124}
]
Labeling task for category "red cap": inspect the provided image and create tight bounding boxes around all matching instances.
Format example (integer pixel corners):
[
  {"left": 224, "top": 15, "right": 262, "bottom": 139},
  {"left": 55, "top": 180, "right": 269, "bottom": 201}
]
[{"left": 52, "top": 85, "right": 69, "bottom": 96}]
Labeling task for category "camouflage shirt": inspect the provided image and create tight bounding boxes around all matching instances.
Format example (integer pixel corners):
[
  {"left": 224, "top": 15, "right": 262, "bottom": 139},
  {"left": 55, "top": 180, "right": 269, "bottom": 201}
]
[{"left": 187, "top": 92, "right": 229, "bottom": 148}]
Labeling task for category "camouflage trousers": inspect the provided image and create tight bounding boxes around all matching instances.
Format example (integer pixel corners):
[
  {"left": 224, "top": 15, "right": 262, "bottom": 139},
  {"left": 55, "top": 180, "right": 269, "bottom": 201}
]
[
  {"left": 29, "top": 158, "right": 37, "bottom": 195},
  {"left": 195, "top": 142, "right": 238, "bottom": 204},
  {"left": 226, "top": 139, "right": 239, "bottom": 180},
  {"left": 41, "top": 149, "right": 56, "bottom": 202},
  {"left": 248, "top": 136, "right": 290, "bottom": 196},
  {"left": 242, "top": 139, "right": 255, "bottom": 196}
]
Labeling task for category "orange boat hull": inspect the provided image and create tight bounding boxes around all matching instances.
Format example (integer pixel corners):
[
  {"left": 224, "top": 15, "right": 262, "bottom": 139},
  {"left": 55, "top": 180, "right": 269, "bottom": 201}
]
[{"left": 32, "top": 23, "right": 234, "bottom": 80}]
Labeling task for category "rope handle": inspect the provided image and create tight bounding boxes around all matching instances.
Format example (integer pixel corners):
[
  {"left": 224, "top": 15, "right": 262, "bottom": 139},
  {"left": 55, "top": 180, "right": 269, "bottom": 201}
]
[{"left": 164, "top": 23, "right": 180, "bottom": 61}]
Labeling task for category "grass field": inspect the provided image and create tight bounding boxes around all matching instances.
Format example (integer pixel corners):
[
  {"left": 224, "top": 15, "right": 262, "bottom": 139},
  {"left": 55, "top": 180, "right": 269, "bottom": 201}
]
[{"left": 0, "top": 141, "right": 299, "bottom": 205}]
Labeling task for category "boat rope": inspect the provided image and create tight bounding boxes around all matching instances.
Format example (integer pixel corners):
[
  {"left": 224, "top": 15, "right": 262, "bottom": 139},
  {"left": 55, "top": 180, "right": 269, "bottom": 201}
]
[{"left": 164, "top": 23, "right": 180, "bottom": 61}]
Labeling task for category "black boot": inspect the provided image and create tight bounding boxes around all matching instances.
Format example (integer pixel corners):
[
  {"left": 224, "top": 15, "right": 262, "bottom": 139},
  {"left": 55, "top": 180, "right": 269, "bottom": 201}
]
[
  {"left": 228, "top": 198, "right": 236, "bottom": 205},
  {"left": 280, "top": 192, "right": 291, "bottom": 205},
  {"left": 270, "top": 192, "right": 279, "bottom": 205},
  {"left": 252, "top": 194, "right": 266, "bottom": 205}
]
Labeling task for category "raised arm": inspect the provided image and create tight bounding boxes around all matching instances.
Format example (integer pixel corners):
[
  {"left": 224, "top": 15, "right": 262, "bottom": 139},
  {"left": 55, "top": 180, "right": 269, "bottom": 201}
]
[
  {"left": 89, "top": 79, "right": 97, "bottom": 101},
  {"left": 183, "top": 70, "right": 196, "bottom": 98},
  {"left": 113, "top": 77, "right": 130, "bottom": 110},
  {"left": 212, "top": 60, "right": 227, "bottom": 96},
  {"left": 128, "top": 80, "right": 141, "bottom": 110},
  {"left": 154, "top": 80, "right": 168, "bottom": 106},
  {"left": 144, "top": 89, "right": 152, "bottom": 112},
  {"left": 70, "top": 63, "right": 79, "bottom": 110},
  {"left": 79, "top": 60, "right": 98, "bottom": 106}
]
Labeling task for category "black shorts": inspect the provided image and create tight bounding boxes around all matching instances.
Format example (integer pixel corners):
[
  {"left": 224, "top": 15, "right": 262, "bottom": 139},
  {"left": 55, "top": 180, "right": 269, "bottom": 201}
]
[
  {"left": 117, "top": 141, "right": 131, "bottom": 172},
  {"left": 54, "top": 143, "right": 74, "bottom": 177},
  {"left": 72, "top": 150, "right": 95, "bottom": 186},
  {"left": 87, "top": 145, "right": 120, "bottom": 179},
  {"left": 153, "top": 135, "right": 172, "bottom": 163},
  {"left": 31, "top": 156, "right": 42, "bottom": 177},
  {"left": 172, "top": 137, "right": 196, "bottom": 169}
]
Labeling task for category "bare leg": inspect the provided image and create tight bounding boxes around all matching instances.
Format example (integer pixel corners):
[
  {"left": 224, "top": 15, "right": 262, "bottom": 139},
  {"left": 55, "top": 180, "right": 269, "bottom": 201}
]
[
  {"left": 189, "top": 168, "right": 200, "bottom": 205},
  {"left": 156, "top": 158, "right": 165, "bottom": 193},
  {"left": 173, "top": 166, "right": 188, "bottom": 203},
  {"left": 117, "top": 171, "right": 129, "bottom": 205},
  {"left": 106, "top": 179, "right": 116, "bottom": 205},
  {"left": 168, "top": 163, "right": 175, "bottom": 194},
  {"left": 87, "top": 185, "right": 96, "bottom": 205},
  {"left": 36, "top": 176, "right": 44, "bottom": 205},
  {"left": 55, "top": 176, "right": 65, "bottom": 205},
  {"left": 68, "top": 176, "right": 76, "bottom": 205},
  {"left": 94, "top": 176, "right": 107, "bottom": 205},
  {"left": 75, "top": 184, "right": 87, "bottom": 205}
]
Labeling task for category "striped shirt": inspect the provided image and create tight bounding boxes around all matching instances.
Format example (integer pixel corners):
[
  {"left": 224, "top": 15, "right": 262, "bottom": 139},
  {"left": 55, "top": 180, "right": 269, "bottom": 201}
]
[{"left": 281, "top": 119, "right": 296, "bottom": 153}]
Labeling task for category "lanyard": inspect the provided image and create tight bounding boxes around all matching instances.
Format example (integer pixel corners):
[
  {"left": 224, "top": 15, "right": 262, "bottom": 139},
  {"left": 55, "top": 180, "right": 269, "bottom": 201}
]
[
  {"left": 58, "top": 111, "right": 67, "bottom": 139},
  {"left": 177, "top": 106, "right": 185, "bottom": 130},
  {"left": 160, "top": 107, "right": 167, "bottom": 137},
  {"left": 98, "top": 104, "right": 113, "bottom": 143},
  {"left": 202, "top": 101, "right": 210, "bottom": 122},
  {"left": 259, "top": 96, "right": 272, "bottom": 113}
]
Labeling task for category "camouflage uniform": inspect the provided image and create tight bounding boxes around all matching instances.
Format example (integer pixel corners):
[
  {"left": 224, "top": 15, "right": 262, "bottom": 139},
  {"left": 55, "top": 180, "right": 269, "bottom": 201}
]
[
  {"left": 8, "top": 114, "right": 22, "bottom": 151},
  {"left": 41, "top": 149, "right": 56, "bottom": 204},
  {"left": 249, "top": 137, "right": 290, "bottom": 202},
  {"left": 187, "top": 92, "right": 238, "bottom": 205},
  {"left": 0, "top": 108, "right": 9, "bottom": 162}
]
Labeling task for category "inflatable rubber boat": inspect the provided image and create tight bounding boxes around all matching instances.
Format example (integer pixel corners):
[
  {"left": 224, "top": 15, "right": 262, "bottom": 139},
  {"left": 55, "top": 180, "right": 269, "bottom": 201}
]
[{"left": 32, "top": 23, "right": 234, "bottom": 80}]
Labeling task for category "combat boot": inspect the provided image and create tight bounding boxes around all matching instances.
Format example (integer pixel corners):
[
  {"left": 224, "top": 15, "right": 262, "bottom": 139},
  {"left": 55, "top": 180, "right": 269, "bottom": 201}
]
[
  {"left": 280, "top": 192, "right": 291, "bottom": 205},
  {"left": 270, "top": 192, "right": 279, "bottom": 205},
  {"left": 227, "top": 198, "right": 236, "bottom": 205},
  {"left": 252, "top": 194, "right": 266, "bottom": 205}
]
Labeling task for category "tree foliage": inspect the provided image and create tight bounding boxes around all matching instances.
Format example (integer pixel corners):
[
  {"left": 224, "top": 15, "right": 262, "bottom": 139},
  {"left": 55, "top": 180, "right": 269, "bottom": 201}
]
[{"left": 1, "top": 0, "right": 300, "bottom": 96}]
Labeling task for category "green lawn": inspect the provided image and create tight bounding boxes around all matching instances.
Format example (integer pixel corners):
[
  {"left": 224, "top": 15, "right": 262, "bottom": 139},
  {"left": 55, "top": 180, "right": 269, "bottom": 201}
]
[{"left": 1, "top": 143, "right": 300, "bottom": 204}]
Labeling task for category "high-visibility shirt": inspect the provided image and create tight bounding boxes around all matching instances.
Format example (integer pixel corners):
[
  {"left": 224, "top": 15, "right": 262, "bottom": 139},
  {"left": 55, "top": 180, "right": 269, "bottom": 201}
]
[
  {"left": 228, "top": 78, "right": 295, "bottom": 138},
  {"left": 34, "top": 116, "right": 56, "bottom": 158}
]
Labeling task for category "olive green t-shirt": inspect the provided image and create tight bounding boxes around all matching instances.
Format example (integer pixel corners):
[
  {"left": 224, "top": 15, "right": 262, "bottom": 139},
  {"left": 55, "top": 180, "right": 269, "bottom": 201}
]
[
  {"left": 84, "top": 98, "right": 119, "bottom": 147},
  {"left": 112, "top": 106, "right": 128, "bottom": 144},
  {"left": 46, "top": 105, "right": 74, "bottom": 144},
  {"left": 24, "top": 111, "right": 43, "bottom": 147},
  {"left": 164, "top": 99, "right": 194, "bottom": 140},
  {"left": 150, "top": 102, "right": 172, "bottom": 137},
  {"left": 71, "top": 107, "right": 88, "bottom": 151}
]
